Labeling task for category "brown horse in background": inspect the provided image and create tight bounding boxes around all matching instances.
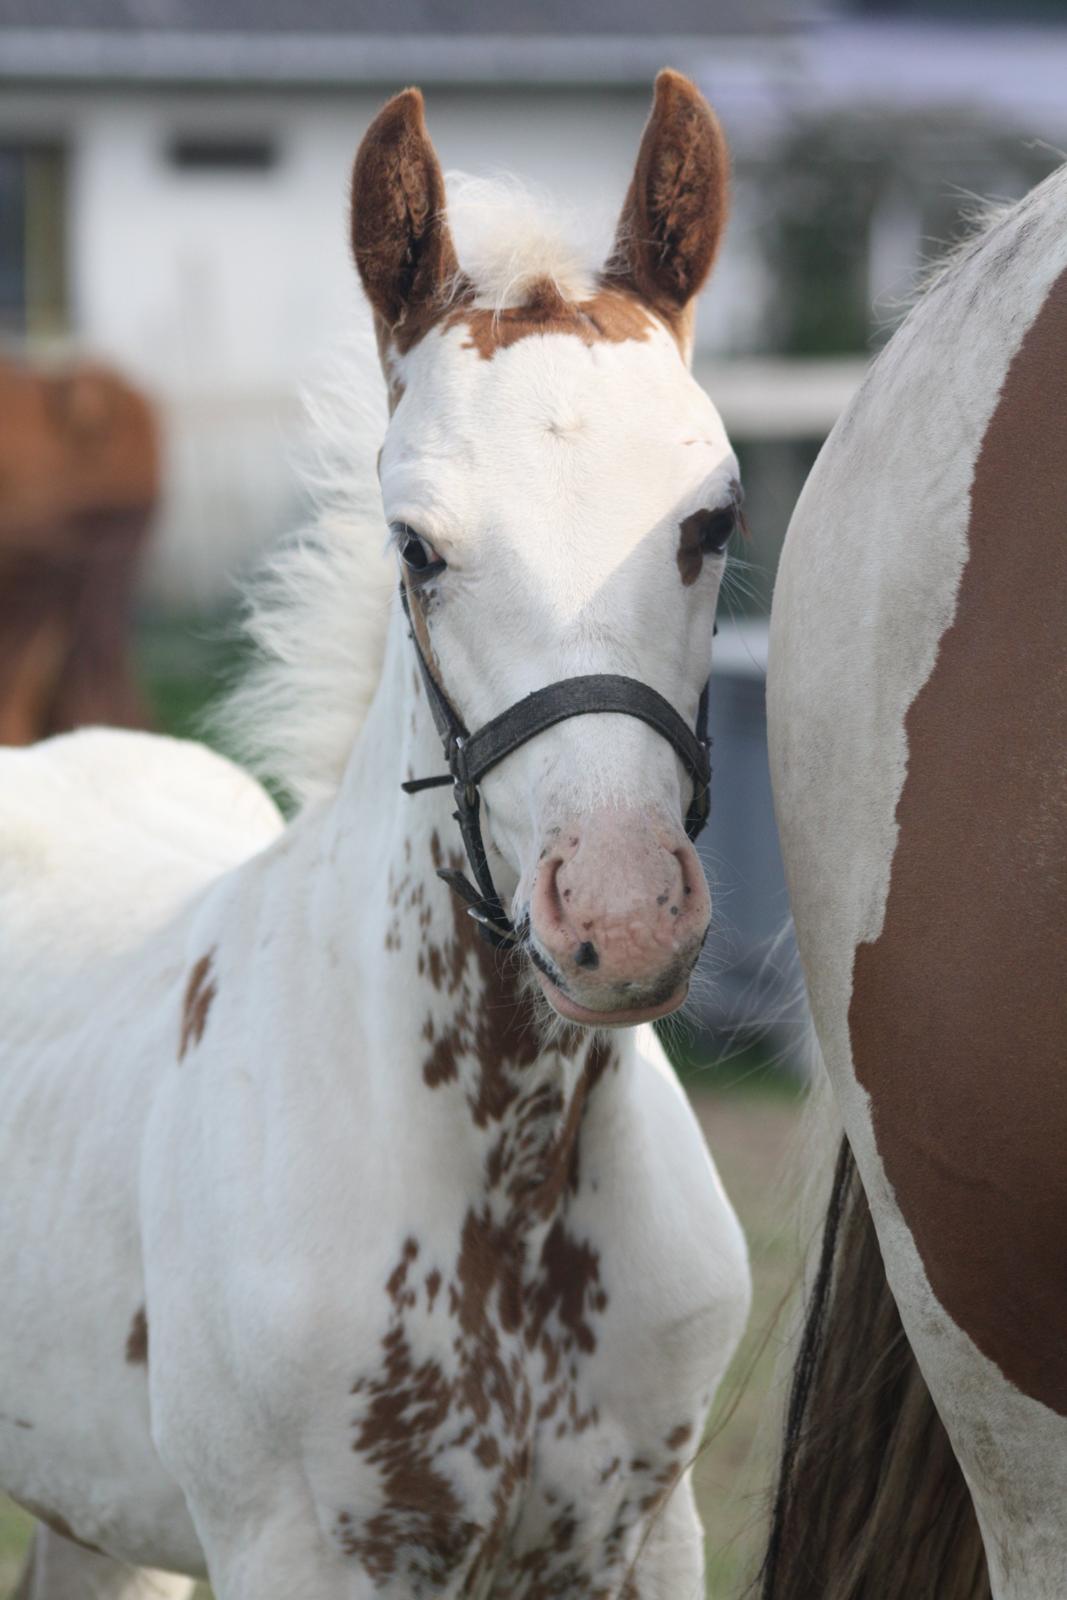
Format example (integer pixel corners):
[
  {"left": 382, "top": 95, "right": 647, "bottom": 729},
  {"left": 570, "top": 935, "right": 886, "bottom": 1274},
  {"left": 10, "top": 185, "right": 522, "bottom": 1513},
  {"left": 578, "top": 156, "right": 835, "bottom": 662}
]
[{"left": 0, "top": 356, "right": 158, "bottom": 744}]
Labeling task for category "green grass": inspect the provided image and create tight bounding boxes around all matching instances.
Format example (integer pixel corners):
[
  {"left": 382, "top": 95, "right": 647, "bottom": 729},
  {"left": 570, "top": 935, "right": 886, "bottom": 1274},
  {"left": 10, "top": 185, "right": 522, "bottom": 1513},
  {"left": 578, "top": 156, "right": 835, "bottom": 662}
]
[
  {"left": 693, "top": 1088, "right": 805, "bottom": 1595},
  {"left": 133, "top": 609, "right": 249, "bottom": 748}
]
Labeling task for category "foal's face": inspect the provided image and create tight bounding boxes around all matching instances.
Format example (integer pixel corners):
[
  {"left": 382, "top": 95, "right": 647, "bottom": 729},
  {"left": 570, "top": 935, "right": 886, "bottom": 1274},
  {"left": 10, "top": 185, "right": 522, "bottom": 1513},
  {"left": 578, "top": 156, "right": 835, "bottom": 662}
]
[{"left": 354, "top": 74, "right": 735, "bottom": 1026}]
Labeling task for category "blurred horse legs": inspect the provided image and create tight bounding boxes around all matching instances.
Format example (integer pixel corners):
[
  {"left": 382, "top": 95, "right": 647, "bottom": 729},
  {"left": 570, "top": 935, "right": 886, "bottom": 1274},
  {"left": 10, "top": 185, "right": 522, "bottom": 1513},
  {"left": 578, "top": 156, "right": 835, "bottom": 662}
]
[
  {"left": 11, "top": 1528, "right": 194, "bottom": 1600},
  {"left": 48, "top": 507, "right": 152, "bottom": 736}
]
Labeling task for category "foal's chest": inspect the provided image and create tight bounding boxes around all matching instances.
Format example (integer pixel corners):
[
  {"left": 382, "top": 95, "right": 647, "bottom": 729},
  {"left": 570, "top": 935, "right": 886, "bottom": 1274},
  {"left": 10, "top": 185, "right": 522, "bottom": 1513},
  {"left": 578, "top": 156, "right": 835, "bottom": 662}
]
[{"left": 327, "top": 1214, "right": 692, "bottom": 1598}]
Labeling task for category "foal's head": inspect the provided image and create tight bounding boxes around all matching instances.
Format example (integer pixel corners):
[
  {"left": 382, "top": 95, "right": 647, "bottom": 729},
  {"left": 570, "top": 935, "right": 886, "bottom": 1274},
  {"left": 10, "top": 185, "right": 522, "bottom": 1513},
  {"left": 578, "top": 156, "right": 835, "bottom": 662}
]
[{"left": 352, "top": 73, "right": 738, "bottom": 1028}]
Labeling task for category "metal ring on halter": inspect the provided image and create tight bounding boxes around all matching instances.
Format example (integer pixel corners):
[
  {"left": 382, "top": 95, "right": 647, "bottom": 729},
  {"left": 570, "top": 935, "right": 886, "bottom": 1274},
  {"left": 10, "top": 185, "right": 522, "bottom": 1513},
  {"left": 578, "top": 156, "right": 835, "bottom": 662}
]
[{"left": 398, "top": 582, "right": 713, "bottom": 949}]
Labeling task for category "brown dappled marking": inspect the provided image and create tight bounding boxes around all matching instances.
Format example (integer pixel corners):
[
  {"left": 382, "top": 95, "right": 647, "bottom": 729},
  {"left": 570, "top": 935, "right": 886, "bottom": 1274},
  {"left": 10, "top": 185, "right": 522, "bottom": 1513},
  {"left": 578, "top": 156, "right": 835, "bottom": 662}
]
[
  {"left": 125, "top": 1305, "right": 148, "bottom": 1366},
  {"left": 178, "top": 948, "right": 217, "bottom": 1061},
  {"left": 849, "top": 265, "right": 1067, "bottom": 1415},
  {"left": 343, "top": 844, "right": 638, "bottom": 1590}
]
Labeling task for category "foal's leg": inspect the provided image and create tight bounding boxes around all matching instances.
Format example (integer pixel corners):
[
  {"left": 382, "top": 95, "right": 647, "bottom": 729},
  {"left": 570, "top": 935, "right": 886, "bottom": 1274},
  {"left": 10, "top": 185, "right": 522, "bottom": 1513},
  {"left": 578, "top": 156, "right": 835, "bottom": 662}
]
[
  {"left": 12, "top": 1528, "right": 195, "bottom": 1600},
  {"left": 627, "top": 1471, "right": 706, "bottom": 1600}
]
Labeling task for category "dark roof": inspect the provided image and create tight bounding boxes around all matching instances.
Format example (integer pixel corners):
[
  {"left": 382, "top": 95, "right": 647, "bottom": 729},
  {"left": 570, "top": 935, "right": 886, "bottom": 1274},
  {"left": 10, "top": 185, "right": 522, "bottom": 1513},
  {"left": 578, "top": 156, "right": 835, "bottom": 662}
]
[
  {"left": 0, "top": 0, "right": 793, "bottom": 36},
  {"left": 0, "top": 0, "right": 805, "bottom": 86}
]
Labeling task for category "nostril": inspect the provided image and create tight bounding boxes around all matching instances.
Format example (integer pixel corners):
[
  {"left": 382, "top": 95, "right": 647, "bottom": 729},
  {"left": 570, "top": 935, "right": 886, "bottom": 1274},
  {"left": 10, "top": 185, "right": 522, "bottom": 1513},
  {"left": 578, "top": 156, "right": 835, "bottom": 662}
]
[
  {"left": 539, "top": 855, "right": 564, "bottom": 923},
  {"left": 674, "top": 846, "right": 704, "bottom": 907},
  {"left": 574, "top": 940, "right": 599, "bottom": 970}
]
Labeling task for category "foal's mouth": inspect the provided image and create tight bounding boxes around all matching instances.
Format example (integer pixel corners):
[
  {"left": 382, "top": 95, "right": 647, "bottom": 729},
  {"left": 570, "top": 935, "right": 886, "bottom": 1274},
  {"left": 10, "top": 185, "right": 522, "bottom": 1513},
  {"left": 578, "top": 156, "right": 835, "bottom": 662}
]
[{"left": 526, "top": 942, "right": 690, "bottom": 1029}]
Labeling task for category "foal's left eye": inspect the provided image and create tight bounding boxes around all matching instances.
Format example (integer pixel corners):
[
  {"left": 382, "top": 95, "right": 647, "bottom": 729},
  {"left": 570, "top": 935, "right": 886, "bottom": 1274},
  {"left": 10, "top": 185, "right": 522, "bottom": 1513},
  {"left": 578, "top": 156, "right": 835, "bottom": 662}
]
[
  {"left": 393, "top": 524, "right": 445, "bottom": 579},
  {"left": 698, "top": 505, "right": 737, "bottom": 556}
]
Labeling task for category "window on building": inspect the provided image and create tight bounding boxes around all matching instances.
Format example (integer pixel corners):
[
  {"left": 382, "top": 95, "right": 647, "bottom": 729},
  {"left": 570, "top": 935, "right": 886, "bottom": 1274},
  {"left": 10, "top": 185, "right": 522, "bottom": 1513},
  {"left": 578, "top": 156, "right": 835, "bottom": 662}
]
[
  {"left": 166, "top": 135, "right": 278, "bottom": 174},
  {"left": 0, "top": 143, "right": 68, "bottom": 340}
]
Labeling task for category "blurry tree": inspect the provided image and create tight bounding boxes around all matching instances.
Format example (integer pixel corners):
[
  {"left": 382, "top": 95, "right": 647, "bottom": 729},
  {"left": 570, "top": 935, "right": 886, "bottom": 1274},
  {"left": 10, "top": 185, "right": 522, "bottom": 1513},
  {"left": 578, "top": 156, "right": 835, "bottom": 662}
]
[{"left": 757, "top": 110, "right": 1059, "bottom": 355}]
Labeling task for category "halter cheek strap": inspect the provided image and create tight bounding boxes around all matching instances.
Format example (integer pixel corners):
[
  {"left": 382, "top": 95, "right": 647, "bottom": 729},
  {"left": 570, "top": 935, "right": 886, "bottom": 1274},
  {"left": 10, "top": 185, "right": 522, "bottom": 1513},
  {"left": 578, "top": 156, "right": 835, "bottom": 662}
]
[{"left": 399, "top": 582, "right": 712, "bottom": 949}]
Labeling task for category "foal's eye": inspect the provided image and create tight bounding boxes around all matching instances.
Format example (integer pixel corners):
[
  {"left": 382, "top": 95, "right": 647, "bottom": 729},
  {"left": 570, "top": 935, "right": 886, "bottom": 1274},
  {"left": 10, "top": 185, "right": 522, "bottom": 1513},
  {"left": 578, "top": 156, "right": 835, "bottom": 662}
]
[
  {"left": 393, "top": 523, "right": 445, "bottom": 579},
  {"left": 699, "top": 505, "right": 737, "bottom": 557}
]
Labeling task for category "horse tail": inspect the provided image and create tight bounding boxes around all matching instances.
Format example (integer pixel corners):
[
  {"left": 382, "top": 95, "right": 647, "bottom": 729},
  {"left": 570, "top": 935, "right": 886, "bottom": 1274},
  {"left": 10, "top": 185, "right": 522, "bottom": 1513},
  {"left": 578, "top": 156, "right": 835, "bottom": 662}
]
[{"left": 756, "top": 1134, "right": 991, "bottom": 1600}]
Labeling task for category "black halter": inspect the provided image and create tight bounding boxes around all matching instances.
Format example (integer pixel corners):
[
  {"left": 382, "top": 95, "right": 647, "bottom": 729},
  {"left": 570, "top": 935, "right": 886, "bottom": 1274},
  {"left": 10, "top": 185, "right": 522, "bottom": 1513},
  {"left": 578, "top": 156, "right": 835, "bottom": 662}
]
[{"left": 400, "top": 583, "right": 712, "bottom": 949}]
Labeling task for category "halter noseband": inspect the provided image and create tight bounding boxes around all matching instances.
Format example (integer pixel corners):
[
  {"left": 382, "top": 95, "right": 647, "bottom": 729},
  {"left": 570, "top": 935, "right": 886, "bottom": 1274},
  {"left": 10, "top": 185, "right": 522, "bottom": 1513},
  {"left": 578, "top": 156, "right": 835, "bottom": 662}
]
[{"left": 400, "top": 583, "right": 712, "bottom": 949}]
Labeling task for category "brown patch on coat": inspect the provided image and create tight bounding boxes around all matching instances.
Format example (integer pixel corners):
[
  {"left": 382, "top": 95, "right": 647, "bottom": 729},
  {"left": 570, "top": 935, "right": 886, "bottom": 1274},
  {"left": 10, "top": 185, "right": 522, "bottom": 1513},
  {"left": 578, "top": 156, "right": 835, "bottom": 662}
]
[
  {"left": 849, "top": 265, "right": 1067, "bottom": 1415},
  {"left": 178, "top": 948, "right": 217, "bottom": 1061},
  {"left": 606, "top": 70, "right": 729, "bottom": 348},
  {"left": 418, "top": 836, "right": 542, "bottom": 1112},
  {"left": 125, "top": 1305, "right": 148, "bottom": 1366}
]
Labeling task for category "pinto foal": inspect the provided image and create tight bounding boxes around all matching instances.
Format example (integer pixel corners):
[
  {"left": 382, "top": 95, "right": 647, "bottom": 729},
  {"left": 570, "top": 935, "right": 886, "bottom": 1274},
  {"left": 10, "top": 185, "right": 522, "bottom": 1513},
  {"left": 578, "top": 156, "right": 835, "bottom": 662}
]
[{"left": 0, "top": 75, "right": 750, "bottom": 1599}]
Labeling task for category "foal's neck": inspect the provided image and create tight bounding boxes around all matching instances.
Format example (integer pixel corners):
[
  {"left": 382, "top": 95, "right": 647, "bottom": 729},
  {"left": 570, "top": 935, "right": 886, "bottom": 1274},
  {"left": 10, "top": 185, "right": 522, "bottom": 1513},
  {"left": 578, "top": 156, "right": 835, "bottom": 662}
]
[{"left": 326, "top": 604, "right": 615, "bottom": 1230}]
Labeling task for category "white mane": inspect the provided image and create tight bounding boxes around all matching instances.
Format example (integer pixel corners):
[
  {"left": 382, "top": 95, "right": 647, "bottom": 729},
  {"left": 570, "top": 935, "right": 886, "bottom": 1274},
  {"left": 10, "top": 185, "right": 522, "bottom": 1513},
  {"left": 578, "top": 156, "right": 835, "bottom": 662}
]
[{"left": 215, "top": 175, "right": 609, "bottom": 809}]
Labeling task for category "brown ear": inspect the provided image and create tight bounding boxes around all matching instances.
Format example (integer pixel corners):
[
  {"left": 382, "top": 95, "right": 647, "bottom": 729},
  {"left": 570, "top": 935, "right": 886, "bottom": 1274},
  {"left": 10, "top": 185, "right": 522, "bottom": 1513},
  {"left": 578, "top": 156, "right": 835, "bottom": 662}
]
[
  {"left": 609, "top": 70, "right": 729, "bottom": 316},
  {"left": 350, "top": 87, "right": 459, "bottom": 335}
]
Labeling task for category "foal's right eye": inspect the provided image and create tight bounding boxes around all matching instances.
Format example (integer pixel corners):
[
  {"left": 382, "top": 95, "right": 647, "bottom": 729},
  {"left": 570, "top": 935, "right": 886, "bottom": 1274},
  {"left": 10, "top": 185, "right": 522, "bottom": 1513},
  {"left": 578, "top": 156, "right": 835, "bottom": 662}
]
[{"left": 392, "top": 523, "right": 446, "bottom": 580}]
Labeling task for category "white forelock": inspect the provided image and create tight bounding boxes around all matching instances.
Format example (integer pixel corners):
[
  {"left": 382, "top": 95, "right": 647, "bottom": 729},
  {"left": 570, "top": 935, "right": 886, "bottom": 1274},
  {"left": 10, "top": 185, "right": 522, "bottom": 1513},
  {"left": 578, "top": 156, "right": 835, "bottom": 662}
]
[{"left": 445, "top": 171, "right": 606, "bottom": 311}]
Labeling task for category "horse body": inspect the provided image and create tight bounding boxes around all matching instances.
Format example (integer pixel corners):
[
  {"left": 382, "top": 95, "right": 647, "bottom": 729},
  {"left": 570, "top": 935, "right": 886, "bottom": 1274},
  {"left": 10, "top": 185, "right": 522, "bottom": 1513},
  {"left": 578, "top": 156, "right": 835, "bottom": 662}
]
[
  {"left": 765, "top": 164, "right": 1067, "bottom": 1596},
  {"left": 0, "top": 632, "right": 747, "bottom": 1598},
  {"left": 1, "top": 74, "right": 751, "bottom": 1600},
  {"left": 0, "top": 358, "right": 158, "bottom": 744},
  {"left": 0, "top": 731, "right": 281, "bottom": 1574}
]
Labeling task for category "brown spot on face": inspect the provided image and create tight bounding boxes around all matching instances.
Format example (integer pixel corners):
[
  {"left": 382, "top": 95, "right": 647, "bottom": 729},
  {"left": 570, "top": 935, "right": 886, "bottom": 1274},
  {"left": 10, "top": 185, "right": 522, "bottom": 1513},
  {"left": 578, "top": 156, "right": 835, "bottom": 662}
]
[
  {"left": 453, "top": 281, "right": 663, "bottom": 362},
  {"left": 178, "top": 948, "right": 216, "bottom": 1061},
  {"left": 125, "top": 1305, "right": 148, "bottom": 1366},
  {"left": 677, "top": 497, "right": 739, "bottom": 586},
  {"left": 665, "top": 1422, "right": 692, "bottom": 1450},
  {"left": 849, "top": 265, "right": 1067, "bottom": 1414}
]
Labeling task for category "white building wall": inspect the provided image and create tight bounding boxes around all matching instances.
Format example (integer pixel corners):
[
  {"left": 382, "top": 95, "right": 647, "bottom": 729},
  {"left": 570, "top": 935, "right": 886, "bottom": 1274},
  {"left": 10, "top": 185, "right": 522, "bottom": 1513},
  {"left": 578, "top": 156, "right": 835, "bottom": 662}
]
[{"left": 0, "top": 81, "right": 774, "bottom": 603}]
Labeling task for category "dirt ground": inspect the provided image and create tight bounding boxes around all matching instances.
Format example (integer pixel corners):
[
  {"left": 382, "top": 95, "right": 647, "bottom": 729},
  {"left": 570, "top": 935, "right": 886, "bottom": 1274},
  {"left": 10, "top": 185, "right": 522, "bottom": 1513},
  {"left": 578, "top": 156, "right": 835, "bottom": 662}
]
[{"left": 0, "top": 1085, "right": 806, "bottom": 1600}]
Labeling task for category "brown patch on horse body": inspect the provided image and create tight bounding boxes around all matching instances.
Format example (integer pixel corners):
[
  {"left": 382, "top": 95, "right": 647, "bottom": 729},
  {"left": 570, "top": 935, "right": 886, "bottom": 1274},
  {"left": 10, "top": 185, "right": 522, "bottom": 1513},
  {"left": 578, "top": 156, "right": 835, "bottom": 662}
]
[
  {"left": 849, "top": 265, "right": 1067, "bottom": 1415},
  {"left": 178, "top": 948, "right": 217, "bottom": 1061},
  {"left": 125, "top": 1305, "right": 148, "bottom": 1366}
]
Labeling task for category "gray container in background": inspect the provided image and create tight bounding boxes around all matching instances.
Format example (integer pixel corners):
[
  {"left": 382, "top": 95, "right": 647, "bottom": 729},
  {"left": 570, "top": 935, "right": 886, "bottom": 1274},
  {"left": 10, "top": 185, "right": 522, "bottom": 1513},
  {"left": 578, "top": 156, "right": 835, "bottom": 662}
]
[{"left": 690, "top": 619, "right": 802, "bottom": 1060}]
